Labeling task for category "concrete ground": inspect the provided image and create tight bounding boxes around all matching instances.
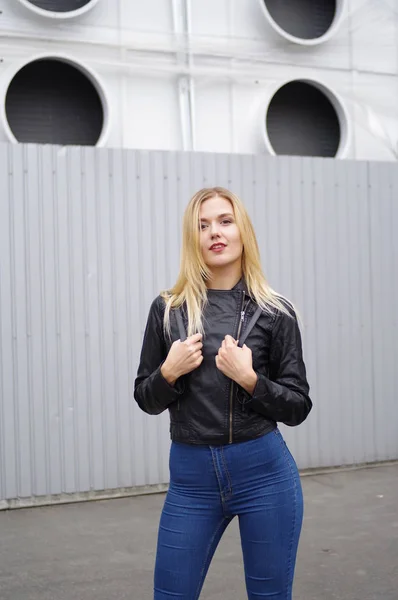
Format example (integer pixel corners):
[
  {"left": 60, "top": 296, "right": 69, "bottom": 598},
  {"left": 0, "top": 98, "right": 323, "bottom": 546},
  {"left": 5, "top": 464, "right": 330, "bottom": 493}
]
[{"left": 0, "top": 464, "right": 397, "bottom": 600}]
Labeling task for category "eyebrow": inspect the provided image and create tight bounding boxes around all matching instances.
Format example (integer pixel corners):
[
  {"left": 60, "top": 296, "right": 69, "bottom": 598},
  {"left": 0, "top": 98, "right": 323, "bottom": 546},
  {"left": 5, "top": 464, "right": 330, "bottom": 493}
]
[{"left": 200, "top": 213, "right": 234, "bottom": 222}]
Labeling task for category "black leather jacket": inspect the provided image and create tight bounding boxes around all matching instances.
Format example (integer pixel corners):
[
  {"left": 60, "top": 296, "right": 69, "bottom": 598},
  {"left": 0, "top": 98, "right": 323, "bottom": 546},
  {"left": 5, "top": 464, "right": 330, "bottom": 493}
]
[{"left": 134, "top": 279, "right": 312, "bottom": 445}]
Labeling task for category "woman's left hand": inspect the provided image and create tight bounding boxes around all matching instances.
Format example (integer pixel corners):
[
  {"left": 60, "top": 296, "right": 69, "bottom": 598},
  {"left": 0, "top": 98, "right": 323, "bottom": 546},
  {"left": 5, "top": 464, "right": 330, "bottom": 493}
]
[{"left": 215, "top": 335, "right": 258, "bottom": 394}]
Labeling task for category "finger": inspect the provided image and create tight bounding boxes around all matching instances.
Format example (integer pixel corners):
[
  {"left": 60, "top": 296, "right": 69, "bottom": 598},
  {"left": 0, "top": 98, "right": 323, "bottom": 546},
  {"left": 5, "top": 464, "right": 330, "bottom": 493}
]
[
  {"left": 215, "top": 356, "right": 225, "bottom": 370},
  {"left": 195, "top": 354, "right": 204, "bottom": 367},
  {"left": 225, "top": 335, "right": 236, "bottom": 348},
  {"left": 189, "top": 341, "right": 203, "bottom": 352},
  {"left": 188, "top": 333, "right": 203, "bottom": 343},
  {"left": 186, "top": 340, "right": 203, "bottom": 351}
]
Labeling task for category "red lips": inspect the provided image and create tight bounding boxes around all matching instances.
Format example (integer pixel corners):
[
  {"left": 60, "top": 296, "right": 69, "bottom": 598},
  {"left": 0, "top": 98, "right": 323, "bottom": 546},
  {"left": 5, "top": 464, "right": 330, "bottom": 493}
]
[{"left": 209, "top": 243, "right": 226, "bottom": 251}]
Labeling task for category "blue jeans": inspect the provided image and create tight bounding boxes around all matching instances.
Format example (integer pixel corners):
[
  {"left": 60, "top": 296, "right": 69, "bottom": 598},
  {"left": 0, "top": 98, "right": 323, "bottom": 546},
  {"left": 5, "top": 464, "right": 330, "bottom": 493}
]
[{"left": 154, "top": 428, "right": 303, "bottom": 599}]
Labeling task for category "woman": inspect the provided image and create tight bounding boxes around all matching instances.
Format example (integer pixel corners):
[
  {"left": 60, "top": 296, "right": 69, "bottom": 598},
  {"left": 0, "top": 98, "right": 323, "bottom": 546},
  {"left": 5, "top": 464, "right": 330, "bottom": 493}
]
[{"left": 134, "top": 187, "right": 312, "bottom": 600}]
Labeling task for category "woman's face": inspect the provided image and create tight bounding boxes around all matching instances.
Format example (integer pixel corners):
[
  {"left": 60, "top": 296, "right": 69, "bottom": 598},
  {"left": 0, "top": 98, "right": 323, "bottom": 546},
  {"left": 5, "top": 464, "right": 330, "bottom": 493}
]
[{"left": 199, "top": 196, "right": 243, "bottom": 271}]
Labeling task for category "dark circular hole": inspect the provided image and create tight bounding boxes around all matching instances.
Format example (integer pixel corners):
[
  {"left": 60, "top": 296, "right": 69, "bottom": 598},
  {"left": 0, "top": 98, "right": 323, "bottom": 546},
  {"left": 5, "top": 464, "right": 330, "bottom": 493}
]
[
  {"left": 25, "top": 0, "right": 92, "bottom": 12},
  {"left": 266, "top": 81, "right": 341, "bottom": 157},
  {"left": 5, "top": 59, "right": 104, "bottom": 146},
  {"left": 264, "top": 0, "right": 337, "bottom": 40}
]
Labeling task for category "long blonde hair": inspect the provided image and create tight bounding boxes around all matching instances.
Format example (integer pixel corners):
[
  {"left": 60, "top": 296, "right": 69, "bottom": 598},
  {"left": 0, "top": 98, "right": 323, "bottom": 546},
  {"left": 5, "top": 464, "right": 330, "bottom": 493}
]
[{"left": 161, "top": 187, "right": 292, "bottom": 337}]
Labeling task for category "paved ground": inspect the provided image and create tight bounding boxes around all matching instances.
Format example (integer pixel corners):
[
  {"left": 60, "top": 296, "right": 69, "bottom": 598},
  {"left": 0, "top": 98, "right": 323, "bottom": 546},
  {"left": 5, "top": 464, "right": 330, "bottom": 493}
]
[{"left": 0, "top": 464, "right": 397, "bottom": 600}]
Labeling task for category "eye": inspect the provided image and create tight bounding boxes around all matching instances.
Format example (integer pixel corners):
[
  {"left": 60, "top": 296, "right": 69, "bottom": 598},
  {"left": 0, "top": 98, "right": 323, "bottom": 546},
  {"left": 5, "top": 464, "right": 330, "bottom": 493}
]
[
  {"left": 221, "top": 219, "right": 232, "bottom": 225},
  {"left": 200, "top": 222, "right": 208, "bottom": 231}
]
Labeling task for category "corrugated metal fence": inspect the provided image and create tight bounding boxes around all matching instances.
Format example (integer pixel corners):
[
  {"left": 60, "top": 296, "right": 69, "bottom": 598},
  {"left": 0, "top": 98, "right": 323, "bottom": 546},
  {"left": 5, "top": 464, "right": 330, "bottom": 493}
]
[{"left": 0, "top": 144, "right": 397, "bottom": 508}]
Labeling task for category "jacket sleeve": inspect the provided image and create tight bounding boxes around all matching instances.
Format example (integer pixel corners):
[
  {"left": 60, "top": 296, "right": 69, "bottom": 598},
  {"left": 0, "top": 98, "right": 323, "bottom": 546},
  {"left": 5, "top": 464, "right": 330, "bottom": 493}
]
[
  {"left": 245, "top": 305, "right": 312, "bottom": 426},
  {"left": 134, "top": 296, "right": 184, "bottom": 415}
]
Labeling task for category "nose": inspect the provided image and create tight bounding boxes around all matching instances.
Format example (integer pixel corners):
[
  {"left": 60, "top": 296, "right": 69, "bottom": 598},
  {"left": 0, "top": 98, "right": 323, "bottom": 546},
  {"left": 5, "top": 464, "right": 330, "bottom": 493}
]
[{"left": 209, "top": 221, "right": 221, "bottom": 238}]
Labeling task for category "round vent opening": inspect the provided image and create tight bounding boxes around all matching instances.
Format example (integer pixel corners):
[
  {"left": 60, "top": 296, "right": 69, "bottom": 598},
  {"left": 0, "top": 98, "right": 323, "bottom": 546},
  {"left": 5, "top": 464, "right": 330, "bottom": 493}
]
[
  {"left": 265, "top": 81, "right": 346, "bottom": 158},
  {"left": 260, "top": 0, "right": 345, "bottom": 44},
  {"left": 17, "top": 0, "right": 99, "bottom": 18},
  {"left": 5, "top": 58, "right": 105, "bottom": 146}
]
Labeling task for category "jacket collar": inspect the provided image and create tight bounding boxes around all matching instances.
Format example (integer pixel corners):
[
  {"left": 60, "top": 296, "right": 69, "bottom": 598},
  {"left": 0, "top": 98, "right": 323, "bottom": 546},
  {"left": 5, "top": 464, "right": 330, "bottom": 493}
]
[
  {"left": 206, "top": 277, "right": 249, "bottom": 295},
  {"left": 232, "top": 278, "right": 249, "bottom": 295}
]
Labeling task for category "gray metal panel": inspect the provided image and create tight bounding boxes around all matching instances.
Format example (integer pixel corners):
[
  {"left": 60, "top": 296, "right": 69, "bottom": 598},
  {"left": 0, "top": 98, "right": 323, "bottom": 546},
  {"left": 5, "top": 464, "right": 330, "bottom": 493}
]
[
  {"left": 25, "top": 145, "right": 46, "bottom": 496},
  {"left": 69, "top": 147, "right": 90, "bottom": 493},
  {"left": 110, "top": 148, "right": 132, "bottom": 489},
  {"left": 0, "top": 144, "right": 16, "bottom": 501},
  {"left": 297, "top": 157, "right": 319, "bottom": 469},
  {"left": 0, "top": 144, "right": 397, "bottom": 505},
  {"left": 40, "top": 146, "right": 61, "bottom": 496},
  {"left": 368, "top": 162, "right": 398, "bottom": 462},
  {"left": 124, "top": 149, "right": 147, "bottom": 488},
  {"left": 355, "top": 161, "right": 376, "bottom": 464},
  {"left": 82, "top": 147, "right": 104, "bottom": 492},
  {"left": 11, "top": 145, "right": 32, "bottom": 499}
]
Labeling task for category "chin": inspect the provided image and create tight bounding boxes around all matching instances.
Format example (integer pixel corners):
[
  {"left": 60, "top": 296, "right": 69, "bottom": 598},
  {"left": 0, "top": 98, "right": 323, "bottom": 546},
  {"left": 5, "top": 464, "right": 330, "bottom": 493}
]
[{"left": 207, "top": 258, "right": 234, "bottom": 269}]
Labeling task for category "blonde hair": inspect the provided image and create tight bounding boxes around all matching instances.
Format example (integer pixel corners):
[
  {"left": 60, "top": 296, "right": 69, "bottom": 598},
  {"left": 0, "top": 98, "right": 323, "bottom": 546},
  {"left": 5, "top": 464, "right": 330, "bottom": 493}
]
[{"left": 161, "top": 187, "right": 292, "bottom": 337}]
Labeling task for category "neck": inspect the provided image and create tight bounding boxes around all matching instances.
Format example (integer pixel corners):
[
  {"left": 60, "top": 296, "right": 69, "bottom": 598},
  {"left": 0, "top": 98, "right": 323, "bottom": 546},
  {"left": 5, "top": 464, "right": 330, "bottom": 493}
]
[{"left": 206, "top": 264, "right": 243, "bottom": 290}]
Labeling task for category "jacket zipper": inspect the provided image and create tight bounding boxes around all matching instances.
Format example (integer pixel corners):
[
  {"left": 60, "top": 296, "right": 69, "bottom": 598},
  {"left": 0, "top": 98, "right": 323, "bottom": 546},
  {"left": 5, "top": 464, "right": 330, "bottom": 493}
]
[{"left": 229, "top": 292, "right": 249, "bottom": 444}]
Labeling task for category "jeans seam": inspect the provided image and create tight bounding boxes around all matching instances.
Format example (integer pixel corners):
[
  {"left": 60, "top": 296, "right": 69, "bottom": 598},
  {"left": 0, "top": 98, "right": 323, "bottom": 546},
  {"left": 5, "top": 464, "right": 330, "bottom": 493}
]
[
  {"left": 194, "top": 516, "right": 229, "bottom": 600},
  {"left": 274, "top": 429, "right": 300, "bottom": 599},
  {"left": 211, "top": 449, "right": 228, "bottom": 512},
  {"left": 220, "top": 448, "right": 233, "bottom": 499}
]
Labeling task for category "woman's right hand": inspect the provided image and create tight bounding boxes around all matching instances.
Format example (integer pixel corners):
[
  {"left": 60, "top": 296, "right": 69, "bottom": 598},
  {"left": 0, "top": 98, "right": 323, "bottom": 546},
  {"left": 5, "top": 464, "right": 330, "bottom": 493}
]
[{"left": 161, "top": 334, "right": 203, "bottom": 386}]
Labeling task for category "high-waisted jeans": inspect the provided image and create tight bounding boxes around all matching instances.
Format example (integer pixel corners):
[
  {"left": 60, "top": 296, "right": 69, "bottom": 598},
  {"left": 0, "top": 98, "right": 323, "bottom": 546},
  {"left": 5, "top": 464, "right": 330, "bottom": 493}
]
[{"left": 154, "top": 428, "right": 303, "bottom": 600}]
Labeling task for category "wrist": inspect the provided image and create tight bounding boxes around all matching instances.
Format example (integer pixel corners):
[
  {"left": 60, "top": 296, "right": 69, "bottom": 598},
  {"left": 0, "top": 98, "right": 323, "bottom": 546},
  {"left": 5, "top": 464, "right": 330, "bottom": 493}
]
[
  {"left": 161, "top": 362, "right": 177, "bottom": 386},
  {"left": 239, "top": 369, "right": 258, "bottom": 395}
]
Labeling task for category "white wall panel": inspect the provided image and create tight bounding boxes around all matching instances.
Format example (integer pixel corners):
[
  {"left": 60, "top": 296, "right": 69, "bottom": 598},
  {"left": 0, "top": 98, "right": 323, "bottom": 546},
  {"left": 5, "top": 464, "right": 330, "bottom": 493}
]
[
  {"left": 350, "top": 0, "right": 398, "bottom": 75},
  {"left": 351, "top": 71, "right": 398, "bottom": 162},
  {"left": 194, "top": 83, "right": 233, "bottom": 152},
  {"left": 0, "top": 0, "right": 120, "bottom": 40},
  {"left": 0, "top": 144, "right": 397, "bottom": 508},
  {"left": 122, "top": 0, "right": 173, "bottom": 34},
  {"left": 190, "top": 0, "right": 231, "bottom": 37},
  {"left": 0, "top": 0, "right": 397, "bottom": 159},
  {"left": 228, "top": 0, "right": 352, "bottom": 70},
  {"left": 123, "top": 77, "right": 181, "bottom": 151}
]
